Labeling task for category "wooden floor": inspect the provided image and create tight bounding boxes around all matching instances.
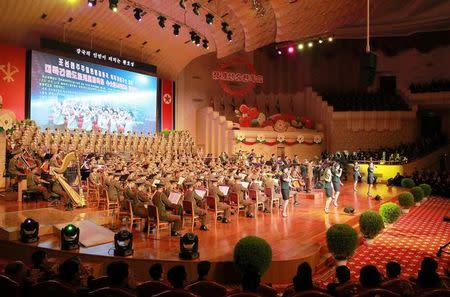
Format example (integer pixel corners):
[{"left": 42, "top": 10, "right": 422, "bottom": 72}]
[{"left": 0, "top": 182, "right": 402, "bottom": 283}]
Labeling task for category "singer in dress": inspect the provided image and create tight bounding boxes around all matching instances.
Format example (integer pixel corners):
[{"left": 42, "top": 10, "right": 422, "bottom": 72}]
[
  {"left": 323, "top": 166, "right": 334, "bottom": 214},
  {"left": 352, "top": 161, "right": 361, "bottom": 192},
  {"left": 331, "top": 162, "right": 343, "bottom": 207},
  {"left": 367, "top": 160, "right": 376, "bottom": 197},
  {"left": 280, "top": 166, "right": 292, "bottom": 218}
]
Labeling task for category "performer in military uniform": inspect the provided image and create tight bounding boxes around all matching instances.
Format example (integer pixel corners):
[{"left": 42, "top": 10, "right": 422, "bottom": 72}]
[
  {"left": 26, "top": 168, "right": 50, "bottom": 200},
  {"left": 352, "top": 161, "right": 361, "bottom": 192},
  {"left": 152, "top": 183, "right": 182, "bottom": 236},
  {"left": 184, "top": 182, "right": 208, "bottom": 231},
  {"left": 249, "top": 178, "right": 270, "bottom": 213},
  {"left": 331, "top": 162, "right": 343, "bottom": 208},
  {"left": 208, "top": 179, "right": 231, "bottom": 223},
  {"left": 323, "top": 166, "right": 334, "bottom": 214},
  {"left": 232, "top": 176, "right": 255, "bottom": 218},
  {"left": 124, "top": 182, "right": 148, "bottom": 219}
]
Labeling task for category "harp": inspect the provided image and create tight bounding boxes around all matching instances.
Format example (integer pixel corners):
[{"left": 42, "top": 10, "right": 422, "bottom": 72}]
[{"left": 50, "top": 151, "right": 86, "bottom": 207}]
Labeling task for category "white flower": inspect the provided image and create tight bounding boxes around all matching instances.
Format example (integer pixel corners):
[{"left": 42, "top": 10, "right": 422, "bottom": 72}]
[
  {"left": 276, "top": 134, "right": 285, "bottom": 143},
  {"left": 0, "top": 110, "right": 16, "bottom": 131},
  {"left": 314, "top": 135, "right": 322, "bottom": 144},
  {"left": 256, "top": 134, "right": 265, "bottom": 142},
  {"left": 236, "top": 134, "right": 246, "bottom": 142},
  {"left": 297, "top": 135, "right": 305, "bottom": 143}
]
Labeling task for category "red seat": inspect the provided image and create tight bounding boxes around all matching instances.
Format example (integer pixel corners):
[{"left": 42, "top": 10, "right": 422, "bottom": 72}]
[
  {"left": 356, "top": 288, "right": 400, "bottom": 297},
  {"left": 336, "top": 281, "right": 361, "bottom": 297},
  {"left": 31, "top": 280, "right": 77, "bottom": 297},
  {"left": 421, "top": 289, "right": 450, "bottom": 297},
  {"left": 88, "top": 276, "right": 109, "bottom": 290},
  {"left": 0, "top": 275, "right": 20, "bottom": 297},
  {"left": 153, "top": 289, "right": 200, "bottom": 297},
  {"left": 226, "top": 293, "right": 260, "bottom": 297},
  {"left": 185, "top": 280, "right": 227, "bottom": 297},
  {"left": 380, "top": 279, "right": 415, "bottom": 296},
  {"left": 137, "top": 281, "right": 171, "bottom": 297},
  {"left": 228, "top": 192, "right": 244, "bottom": 214},
  {"left": 89, "top": 287, "right": 135, "bottom": 297},
  {"left": 292, "top": 290, "right": 333, "bottom": 297},
  {"left": 257, "top": 284, "right": 278, "bottom": 297}
]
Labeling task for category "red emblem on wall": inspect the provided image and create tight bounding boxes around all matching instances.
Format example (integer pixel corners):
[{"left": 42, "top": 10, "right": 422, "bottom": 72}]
[{"left": 163, "top": 93, "right": 172, "bottom": 104}]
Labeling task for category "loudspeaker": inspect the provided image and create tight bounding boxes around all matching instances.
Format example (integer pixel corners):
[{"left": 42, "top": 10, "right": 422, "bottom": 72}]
[{"left": 361, "top": 52, "right": 377, "bottom": 85}]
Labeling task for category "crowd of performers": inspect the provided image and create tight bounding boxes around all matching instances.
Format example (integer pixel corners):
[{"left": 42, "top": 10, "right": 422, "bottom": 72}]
[{"left": 6, "top": 122, "right": 378, "bottom": 236}]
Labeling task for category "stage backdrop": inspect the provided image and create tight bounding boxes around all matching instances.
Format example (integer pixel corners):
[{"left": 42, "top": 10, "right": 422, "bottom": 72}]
[{"left": 0, "top": 44, "right": 26, "bottom": 119}]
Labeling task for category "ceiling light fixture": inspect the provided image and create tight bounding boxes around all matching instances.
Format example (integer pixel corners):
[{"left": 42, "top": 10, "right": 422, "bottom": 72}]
[
  {"left": 109, "top": 0, "right": 119, "bottom": 12},
  {"left": 192, "top": 3, "right": 201, "bottom": 16},
  {"left": 172, "top": 24, "right": 181, "bottom": 36},
  {"left": 202, "top": 38, "right": 209, "bottom": 49},
  {"left": 133, "top": 8, "right": 143, "bottom": 21},
  {"left": 308, "top": 41, "right": 313, "bottom": 48},
  {"left": 205, "top": 13, "right": 214, "bottom": 25},
  {"left": 221, "top": 22, "right": 229, "bottom": 34},
  {"left": 157, "top": 16, "right": 166, "bottom": 28},
  {"left": 298, "top": 43, "right": 304, "bottom": 50},
  {"left": 179, "top": 0, "right": 186, "bottom": 9},
  {"left": 227, "top": 31, "right": 233, "bottom": 42},
  {"left": 87, "top": 0, "right": 96, "bottom": 7},
  {"left": 190, "top": 31, "right": 198, "bottom": 43}
]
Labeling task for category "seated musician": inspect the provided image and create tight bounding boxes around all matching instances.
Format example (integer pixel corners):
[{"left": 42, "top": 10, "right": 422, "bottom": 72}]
[
  {"left": 26, "top": 168, "right": 50, "bottom": 200},
  {"left": 208, "top": 178, "right": 231, "bottom": 223},
  {"left": 8, "top": 154, "right": 25, "bottom": 178},
  {"left": 152, "top": 183, "right": 182, "bottom": 236},
  {"left": 232, "top": 176, "right": 255, "bottom": 218},
  {"left": 184, "top": 182, "right": 208, "bottom": 231},
  {"left": 249, "top": 178, "right": 270, "bottom": 213},
  {"left": 165, "top": 179, "right": 180, "bottom": 197},
  {"left": 51, "top": 177, "right": 70, "bottom": 209},
  {"left": 124, "top": 182, "right": 147, "bottom": 220},
  {"left": 88, "top": 168, "right": 101, "bottom": 188},
  {"left": 105, "top": 172, "right": 124, "bottom": 204}
]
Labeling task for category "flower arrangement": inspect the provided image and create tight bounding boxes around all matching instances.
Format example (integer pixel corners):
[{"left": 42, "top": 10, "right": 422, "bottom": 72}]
[
  {"left": 297, "top": 135, "right": 305, "bottom": 144},
  {"left": 0, "top": 110, "right": 16, "bottom": 132},
  {"left": 276, "top": 134, "right": 285, "bottom": 143},
  {"left": 236, "top": 134, "right": 246, "bottom": 143},
  {"left": 313, "top": 135, "right": 322, "bottom": 144},
  {"left": 256, "top": 134, "right": 266, "bottom": 143}
]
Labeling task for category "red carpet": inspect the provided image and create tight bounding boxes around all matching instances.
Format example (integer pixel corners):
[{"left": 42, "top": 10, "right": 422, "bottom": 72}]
[{"left": 317, "top": 197, "right": 450, "bottom": 286}]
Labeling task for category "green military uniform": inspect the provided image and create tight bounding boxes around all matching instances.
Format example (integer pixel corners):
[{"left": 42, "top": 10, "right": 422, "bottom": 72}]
[
  {"left": 152, "top": 190, "right": 182, "bottom": 232},
  {"left": 208, "top": 184, "right": 231, "bottom": 219},
  {"left": 106, "top": 178, "right": 123, "bottom": 203},
  {"left": 8, "top": 157, "right": 23, "bottom": 176},
  {"left": 231, "top": 181, "right": 255, "bottom": 217},
  {"left": 124, "top": 188, "right": 147, "bottom": 218},
  {"left": 184, "top": 189, "right": 207, "bottom": 225},
  {"left": 26, "top": 173, "right": 49, "bottom": 199}
]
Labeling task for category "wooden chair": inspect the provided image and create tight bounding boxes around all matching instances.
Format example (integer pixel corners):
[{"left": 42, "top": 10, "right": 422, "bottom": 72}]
[
  {"left": 292, "top": 291, "right": 333, "bottom": 297},
  {"left": 89, "top": 287, "right": 135, "bottom": 297},
  {"left": 206, "top": 196, "right": 224, "bottom": 220},
  {"left": 0, "top": 275, "right": 20, "bottom": 297},
  {"left": 105, "top": 190, "right": 119, "bottom": 211},
  {"left": 248, "top": 189, "right": 264, "bottom": 210},
  {"left": 154, "top": 290, "right": 200, "bottom": 297},
  {"left": 117, "top": 200, "right": 145, "bottom": 231},
  {"left": 421, "top": 289, "right": 450, "bottom": 297},
  {"left": 264, "top": 187, "right": 280, "bottom": 211},
  {"left": 97, "top": 185, "right": 107, "bottom": 210},
  {"left": 30, "top": 280, "right": 77, "bottom": 297},
  {"left": 356, "top": 288, "right": 400, "bottom": 297},
  {"left": 183, "top": 200, "right": 200, "bottom": 231},
  {"left": 185, "top": 280, "right": 227, "bottom": 297},
  {"left": 87, "top": 181, "right": 100, "bottom": 208},
  {"left": 147, "top": 205, "right": 171, "bottom": 237},
  {"left": 137, "top": 281, "right": 171, "bottom": 297},
  {"left": 229, "top": 192, "right": 244, "bottom": 215}
]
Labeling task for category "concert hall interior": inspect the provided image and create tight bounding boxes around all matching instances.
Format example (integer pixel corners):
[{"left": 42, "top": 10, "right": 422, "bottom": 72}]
[{"left": 0, "top": 1, "right": 450, "bottom": 297}]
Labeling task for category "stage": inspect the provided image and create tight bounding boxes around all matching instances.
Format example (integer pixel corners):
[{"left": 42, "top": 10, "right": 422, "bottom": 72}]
[{"left": 0, "top": 182, "right": 403, "bottom": 283}]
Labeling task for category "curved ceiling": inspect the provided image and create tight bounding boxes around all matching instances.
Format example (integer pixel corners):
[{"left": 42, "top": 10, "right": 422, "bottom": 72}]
[{"left": 0, "top": 0, "right": 449, "bottom": 80}]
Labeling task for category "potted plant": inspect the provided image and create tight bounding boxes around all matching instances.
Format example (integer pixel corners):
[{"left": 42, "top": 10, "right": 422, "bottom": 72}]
[
  {"left": 359, "top": 211, "right": 384, "bottom": 243},
  {"left": 326, "top": 224, "right": 358, "bottom": 265},
  {"left": 234, "top": 236, "right": 272, "bottom": 276},
  {"left": 410, "top": 186, "right": 424, "bottom": 206},
  {"left": 401, "top": 178, "right": 415, "bottom": 189},
  {"left": 379, "top": 202, "right": 401, "bottom": 226},
  {"left": 398, "top": 192, "right": 414, "bottom": 213},
  {"left": 419, "top": 184, "right": 432, "bottom": 201}
]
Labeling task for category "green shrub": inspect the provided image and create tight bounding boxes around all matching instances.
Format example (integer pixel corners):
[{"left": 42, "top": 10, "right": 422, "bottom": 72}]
[
  {"left": 419, "top": 183, "right": 432, "bottom": 197},
  {"left": 234, "top": 236, "right": 272, "bottom": 275},
  {"left": 410, "top": 186, "right": 424, "bottom": 203},
  {"left": 398, "top": 192, "right": 415, "bottom": 208},
  {"left": 401, "top": 178, "right": 415, "bottom": 188},
  {"left": 326, "top": 224, "right": 358, "bottom": 260},
  {"left": 379, "top": 202, "right": 401, "bottom": 224},
  {"left": 359, "top": 211, "right": 384, "bottom": 239}
]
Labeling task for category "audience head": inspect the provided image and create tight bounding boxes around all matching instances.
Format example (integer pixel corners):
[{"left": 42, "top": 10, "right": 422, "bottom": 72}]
[
  {"left": 294, "top": 262, "right": 313, "bottom": 291},
  {"left": 241, "top": 266, "right": 261, "bottom": 293},
  {"left": 149, "top": 263, "right": 163, "bottom": 281},
  {"left": 359, "top": 265, "right": 381, "bottom": 288},
  {"left": 335, "top": 265, "right": 351, "bottom": 284},
  {"left": 167, "top": 265, "right": 187, "bottom": 289},
  {"left": 106, "top": 261, "right": 129, "bottom": 287},
  {"left": 417, "top": 257, "right": 441, "bottom": 288},
  {"left": 4, "top": 261, "right": 27, "bottom": 280},
  {"left": 58, "top": 258, "right": 80, "bottom": 283},
  {"left": 196, "top": 261, "right": 211, "bottom": 280},
  {"left": 386, "top": 261, "right": 401, "bottom": 279},
  {"left": 31, "top": 250, "right": 48, "bottom": 268}
]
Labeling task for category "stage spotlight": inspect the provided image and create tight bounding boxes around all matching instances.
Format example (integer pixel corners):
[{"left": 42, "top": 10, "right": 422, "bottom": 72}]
[
  {"left": 157, "top": 16, "right": 166, "bottom": 28},
  {"left": 288, "top": 46, "right": 294, "bottom": 53},
  {"left": 277, "top": 50, "right": 282, "bottom": 55},
  {"left": 179, "top": 233, "right": 199, "bottom": 260},
  {"left": 61, "top": 224, "right": 80, "bottom": 250},
  {"left": 114, "top": 229, "right": 133, "bottom": 256},
  {"left": 20, "top": 218, "right": 39, "bottom": 243},
  {"left": 318, "top": 38, "right": 324, "bottom": 44},
  {"left": 298, "top": 43, "right": 304, "bottom": 50},
  {"left": 179, "top": 0, "right": 186, "bottom": 9},
  {"left": 328, "top": 36, "right": 333, "bottom": 42},
  {"left": 344, "top": 207, "right": 355, "bottom": 214},
  {"left": 227, "top": 31, "right": 233, "bottom": 42},
  {"left": 133, "top": 8, "right": 143, "bottom": 21},
  {"left": 202, "top": 38, "right": 209, "bottom": 49},
  {"left": 221, "top": 22, "right": 229, "bottom": 34},
  {"left": 87, "top": 0, "right": 96, "bottom": 7},
  {"left": 172, "top": 23, "right": 181, "bottom": 36},
  {"left": 109, "top": 0, "right": 119, "bottom": 12},
  {"left": 308, "top": 41, "right": 313, "bottom": 48},
  {"left": 205, "top": 13, "right": 214, "bottom": 25},
  {"left": 192, "top": 3, "right": 201, "bottom": 16}
]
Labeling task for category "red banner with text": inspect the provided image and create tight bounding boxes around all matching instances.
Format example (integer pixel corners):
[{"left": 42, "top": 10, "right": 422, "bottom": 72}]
[
  {"left": 0, "top": 44, "right": 26, "bottom": 120},
  {"left": 161, "top": 79, "right": 174, "bottom": 130}
]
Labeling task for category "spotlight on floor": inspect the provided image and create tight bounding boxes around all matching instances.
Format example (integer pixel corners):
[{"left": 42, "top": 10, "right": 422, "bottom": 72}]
[
  {"left": 179, "top": 233, "right": 199, "bottom": 260},
  {"left": 114, "top": 229, "right": 133, "bottom": 256},
  {"left": 87, "top": 0, "right": 96, "bottom": 7},
  {"left": 109, "top": 0, "right": 119, "bottom": 12},
  {"left": 61, "top": 224, "right": 80, "bottom": 250},
  {"left": 20, "top": 218, "right": 39, "bottom": 243},
  {"left": 133, "top": 8, "right": 143, "bottom": 21}
]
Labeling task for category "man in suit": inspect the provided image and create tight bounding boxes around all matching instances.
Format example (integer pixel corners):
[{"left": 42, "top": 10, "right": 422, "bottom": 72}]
[
  {"left": 152, "top": 183, "right": 182, "bottom": 236},
  {"left": 184, "top": 182, "right": 208, "bottom": 231},
  {"left": 232, "top": 176, "right": 255, "bottom": 218},
  {"left": 208, "top": 179, "right": 231, "bottom": 223}
]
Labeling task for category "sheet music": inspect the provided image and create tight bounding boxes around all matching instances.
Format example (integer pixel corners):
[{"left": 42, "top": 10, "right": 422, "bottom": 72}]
[
  {"left": 238, "top": 173, "right": 247, "bottom": 180},
  {"left": 168, "top": 192, "right": 182, "bottom": 204},
  {"left": 241, "top": 181, "right": 249, "bottom": 189},
  {"left": 178, "top": 177, "right": 185, "bottom": 185},
  {"left": 152, "top": 179, "right": 160, "bottom": 187},
  {"left": 254, "top": 181, "right": 263, "bottom": 187},
  {"left": 194, "top": 189, "right": 207, "bottom": 198},
  {"left": 219, "top": 185, "right": 229, "bottom": 196}
]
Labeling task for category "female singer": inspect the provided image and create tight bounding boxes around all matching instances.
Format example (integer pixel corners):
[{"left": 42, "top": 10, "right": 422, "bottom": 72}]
[
  {"left": 352, "top": 161, "right": 361, "bottom": 192},
  {"left": 332, "top": 162, "right": 343, "bottom": 207},
  {"left": 323, "top": 166, "right": 334, "bottom": 214},
  {"left": 280, "top": 166, "right": 292, "bottom": 218},
  {"left": 367, "top": 159, "right": 375, "bottom": 196}
]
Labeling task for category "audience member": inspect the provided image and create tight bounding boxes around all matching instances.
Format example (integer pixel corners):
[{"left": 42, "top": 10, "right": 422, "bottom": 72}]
[
  {"left": 28, "top": 249, "right": 55, "bottom": 282},
  {"left": 149, "top": 263, "right": 163, "bottom": 282},
  {"left": 241, "top": 266, "right": 261, "bottom": 293},
  {"left": 106, "top": 261, "right": 134, "bottom": 293},
  {"left": 385, "top": 261, "right": 401, "bottom": 280},
  {"left": 359, "top": 265, "right": 382, "bottom": 291},
  {"left": 327, "top": 265, "right": 351, "bottom": 295},
  {"left": 193, "top": 261, "right": 211, "bottom": 283},
  {"left": 415, "top": 257, "right": 444, "bottom": 290},
  {"left": 167, "top": 265, "right": 187, "bottom": 289},
  {"left": 57, "top": 258, "right": 81, "bottom": 289}
]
